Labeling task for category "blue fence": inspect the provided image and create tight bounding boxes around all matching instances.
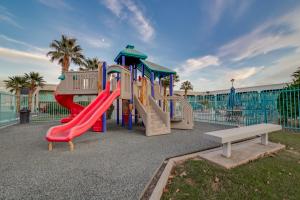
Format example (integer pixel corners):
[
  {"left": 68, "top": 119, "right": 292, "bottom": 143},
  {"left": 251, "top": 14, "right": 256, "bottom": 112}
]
[
  {"left": 0, "top": 92, "right": 17, "bottom": 126},
  {"left": 188, "top": 87, "right": 300, "bottom": 131},
  {"left": 1, "top": 86, "right": 300, "bottom": 131}
]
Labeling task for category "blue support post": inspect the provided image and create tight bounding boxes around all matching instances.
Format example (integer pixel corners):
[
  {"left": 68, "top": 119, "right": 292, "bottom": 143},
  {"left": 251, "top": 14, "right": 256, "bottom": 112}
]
[
  {"left": 102, "top": 62, "right": 107, "bottom": 132},
  {"left": 151, "top": 72, "right": 155, "bottom": 97},
  {"left": 142, "top": 64, "right": 145, "bottom": 77},
  {"left": 121, "top": 56, "right": 125, "bottom": 127},
  {"left": 158, "top": 77, "right": 161, "bottom": 107},
  {"left": 116, "top": 72, "right": 120, "bottom": 125},
  {"left": 128, "top": 65, "right": 133, "bottom": 130},
  {"left": 170, "top": 74, "right": 174, "bottom": 119}
]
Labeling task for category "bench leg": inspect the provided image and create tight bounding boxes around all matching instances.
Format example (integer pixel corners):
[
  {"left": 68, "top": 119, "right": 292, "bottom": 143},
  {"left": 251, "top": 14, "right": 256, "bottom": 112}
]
[
  {"left": 222, "top": 142, "right": 231, "bottom": 158},
  {"left": 261, "top": 133, "right": 268, "bottom": 145}
]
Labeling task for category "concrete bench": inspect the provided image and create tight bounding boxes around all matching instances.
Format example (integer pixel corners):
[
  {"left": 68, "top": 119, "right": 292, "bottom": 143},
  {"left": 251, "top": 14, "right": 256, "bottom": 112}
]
[{"left": 204, "top": 124, "right": 282, "bottom": 158}]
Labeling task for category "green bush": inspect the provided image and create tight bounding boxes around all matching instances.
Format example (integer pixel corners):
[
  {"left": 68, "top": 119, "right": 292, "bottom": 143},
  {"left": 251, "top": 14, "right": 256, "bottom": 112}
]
[{"left": 277, "top": 84, "right": 300, "bottom": 119}]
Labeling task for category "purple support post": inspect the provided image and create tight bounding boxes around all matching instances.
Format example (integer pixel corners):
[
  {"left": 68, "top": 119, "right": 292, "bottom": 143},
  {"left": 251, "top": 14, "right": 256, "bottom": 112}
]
[
  {"left": 102, "top": 62, "right": 107, "bottom": 132},
  {"left": 116, "top": 72, "right": 120, "bottom": 125},
  {"left": 128, "top": 65, "right": 133, "bottom": 130},
  {"left": 151, "top": 72, "right": 155, "bottom": 97},
  {"left": 169, "top": 74, "right": 173, "bottom": 119},
  {"left": 158, "top": 77, "right": 161, "bottom": 107},
  {"left": 142, "top": 64, "right": 145, "bottom": 77},
  {"left": 121, "top": 55, "right": 125, "bottom": 127},
  {"left": 134, "top": 65, "right": 138, "bottom": 124}
]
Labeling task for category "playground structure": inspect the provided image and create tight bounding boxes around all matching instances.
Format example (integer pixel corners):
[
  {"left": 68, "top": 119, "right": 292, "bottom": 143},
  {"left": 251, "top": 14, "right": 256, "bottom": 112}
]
[{"left": 46, "top": 45, "right": 193, "bottom": 150}]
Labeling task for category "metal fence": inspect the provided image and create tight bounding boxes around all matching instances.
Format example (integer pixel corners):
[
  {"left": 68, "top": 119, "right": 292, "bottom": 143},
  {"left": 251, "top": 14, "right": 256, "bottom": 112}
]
[
  {"left": 1, "top": 86, "right": 300, "bottom": 131},
  {"left": 0, "top": 91, "right": 95, "bottom": 126},
  {"left": 188, "top": 87, "right": 300, "bottom": 131},
  {"left": 31, "top": 93, "right": 95, "bottom": 122},
  {"left": 0, "top": 92, "right": 17, "bottom": 126}
]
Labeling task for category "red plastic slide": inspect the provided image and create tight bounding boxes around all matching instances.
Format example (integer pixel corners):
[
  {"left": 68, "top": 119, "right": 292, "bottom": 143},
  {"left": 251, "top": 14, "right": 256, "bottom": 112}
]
[
  {"left": 54, "top": 93, "right": 84, "bottom": 123},
  {"left": 46, "top": 80, "right": 120, "bottom": 142}
]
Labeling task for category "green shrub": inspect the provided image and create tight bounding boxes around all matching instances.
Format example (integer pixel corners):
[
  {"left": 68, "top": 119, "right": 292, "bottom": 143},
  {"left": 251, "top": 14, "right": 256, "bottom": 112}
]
[{"left": 277, "top": 84, "right": 300, "bottom": 119}]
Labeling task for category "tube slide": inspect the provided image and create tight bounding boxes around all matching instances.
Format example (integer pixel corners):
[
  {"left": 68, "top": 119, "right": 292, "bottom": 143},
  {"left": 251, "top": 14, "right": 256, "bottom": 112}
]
[
  {"left": 46, "top": 80, "right": 121, "bottom": 142},
  {"left": 54, "top": 93, "right": 84, "bottom": 123}
]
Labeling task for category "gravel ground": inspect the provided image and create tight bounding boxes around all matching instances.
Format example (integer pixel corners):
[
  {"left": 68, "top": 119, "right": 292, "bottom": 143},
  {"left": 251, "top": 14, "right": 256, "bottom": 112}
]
[{"left": 0, "top": 121, "right": 231, "bottom": 200}]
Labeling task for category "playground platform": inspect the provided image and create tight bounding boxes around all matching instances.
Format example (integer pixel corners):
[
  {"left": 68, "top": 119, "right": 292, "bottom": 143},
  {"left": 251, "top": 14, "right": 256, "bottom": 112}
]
[{"left": 0, "top": 121, "right": 231, "bottom": 200}]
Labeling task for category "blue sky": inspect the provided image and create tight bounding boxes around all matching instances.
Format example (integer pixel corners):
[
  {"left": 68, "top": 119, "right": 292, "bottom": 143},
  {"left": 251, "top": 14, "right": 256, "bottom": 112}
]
[{"left": 1, "top": 0, "right": 300, "bottom": 91}]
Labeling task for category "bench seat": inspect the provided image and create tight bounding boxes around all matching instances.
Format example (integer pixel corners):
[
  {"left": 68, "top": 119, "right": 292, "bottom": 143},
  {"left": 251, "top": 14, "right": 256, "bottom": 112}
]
[{"left": 204, "top": 124, "right": 282, "bottom": 158}]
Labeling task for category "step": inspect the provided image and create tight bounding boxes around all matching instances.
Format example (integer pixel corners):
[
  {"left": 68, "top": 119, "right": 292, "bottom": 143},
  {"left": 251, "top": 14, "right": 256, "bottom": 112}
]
[{"left": 149, "top": 123, "right": 166, "bottom": 130}]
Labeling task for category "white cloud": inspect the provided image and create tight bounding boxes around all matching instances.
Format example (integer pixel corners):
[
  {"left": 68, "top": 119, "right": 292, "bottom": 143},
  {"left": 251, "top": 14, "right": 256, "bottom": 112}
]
[
  {"left": 37, "top": 0, "right": 72, "bottom": 10},
  {"left": 0, "top": 5, "right": 22, "bottom": 29},
  {"left": 59, "top": 27, "right": 111, "bottom": 49},
  {"left": 102, "top": 0, "right": 123, "bottom": 17},
  {"left": 0, "top": 47, "right": 48, "bottom": 61},
  {"left": 219, "top": 7, "right": 300, "bottom": 61},
  {"left": 0, "top": 34, "right": 47, "bottom": 53},
  {"left": 176, "top": 55, "right": 220, "bottom": 78},
  {"left": 0, "top": 47, "right": 60, "bottom": 84},
  {"left": 230, "top": 66, "right": 264, "bottom": 81},
  {"left": 101, "top": 0, "right": 155, "bottom": 42},
  {"left": 207, "top": 0, "right": 251, "bottom": 27}
]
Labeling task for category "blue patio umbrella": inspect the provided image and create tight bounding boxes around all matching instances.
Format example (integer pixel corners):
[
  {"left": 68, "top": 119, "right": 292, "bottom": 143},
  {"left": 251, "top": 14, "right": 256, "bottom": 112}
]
[{"left": 228, "top": 86, "right": 236, "bottom": 110}]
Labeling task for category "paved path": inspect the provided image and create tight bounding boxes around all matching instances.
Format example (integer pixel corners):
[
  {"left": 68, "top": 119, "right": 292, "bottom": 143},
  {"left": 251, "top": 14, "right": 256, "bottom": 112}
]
[{"left": 0, "top": 121, "right": 231, "bottom": 200}]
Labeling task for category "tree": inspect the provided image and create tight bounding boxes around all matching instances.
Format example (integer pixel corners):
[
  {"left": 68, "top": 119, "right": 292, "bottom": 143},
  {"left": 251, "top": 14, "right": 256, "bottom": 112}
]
[
  {"left": 180, "top": 80, "right": 193, "bottom": 98},
  {"left": 4, "top": 76, "right": 28, "bottom": 112},
  {"left": 24, "top": 72, "right": 45, "bottom": 111},
  {"left": 80, "top": 57, "right": 102, "bottom": 71},
  {"left": 47, "top": 35, "right": 85, "bottom": 77},
  {"left": 160, "top": 74, "right": 180, "bottom": 109},
  {"left": 292, "top": 67, "right": 300, "bottom": 85}
]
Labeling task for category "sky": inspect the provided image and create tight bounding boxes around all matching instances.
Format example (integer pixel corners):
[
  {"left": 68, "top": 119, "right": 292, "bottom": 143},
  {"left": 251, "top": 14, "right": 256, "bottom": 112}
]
[{"left": 1, "top": 0, "right": 300, "bottom": 91}]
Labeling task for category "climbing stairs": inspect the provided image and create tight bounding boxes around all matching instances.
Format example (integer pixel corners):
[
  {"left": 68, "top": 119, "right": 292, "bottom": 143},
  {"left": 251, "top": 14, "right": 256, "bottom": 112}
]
[
  {"left": 148, "top": 106, "right": 169, "bottom": 135},
  {"left": 134, "top": 95, "right": 170, "bottom": 136}
]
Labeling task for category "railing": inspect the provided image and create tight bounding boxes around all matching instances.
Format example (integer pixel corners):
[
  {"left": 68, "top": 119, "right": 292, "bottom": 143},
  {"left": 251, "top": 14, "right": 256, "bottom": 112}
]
[
  {"left": 149, "top": 95, "right": 170, "bottom": 130},
  {"left": 133, "top": 95, "right": 149, "bottom": 133},
  {"left": 188, "top": 86, "right": 300, "bottom": 131},
  {"left": 165, "top": 96, "right": 193, "bottom": 129},
  {"left": 57, "top": 71, "right": 99, "bottom": 95}
]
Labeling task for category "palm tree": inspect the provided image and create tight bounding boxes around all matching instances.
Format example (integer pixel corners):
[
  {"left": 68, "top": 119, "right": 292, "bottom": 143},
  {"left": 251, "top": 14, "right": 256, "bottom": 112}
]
[
  {"left": 292, "top": 67, "right": 300, "bottom": 85},
  {"left": 47, "top": 35, "right": 85, "bottom": 79},
  {"left": 80, "top": 57, "right": 102, "bottom": 71},
  {"left": 24, "top": 72, "right": 45, "bottom": 111},
  {"left": 4, "top": 76, "right": 28, "bottom": 112},
  {"left": 180, "top": 80, "right": 193, "bottom": 98},
  {"left": 161, "top": 74, "right": 180, "bottom": 109}
]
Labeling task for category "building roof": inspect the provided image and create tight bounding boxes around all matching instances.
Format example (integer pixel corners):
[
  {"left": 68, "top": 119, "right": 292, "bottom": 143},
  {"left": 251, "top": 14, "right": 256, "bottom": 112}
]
[
  {"left": 114, "top": 45, "right": 148, "bottom": 62},
  {"left": 137, "top": 59, "right": 176, "bottom": 79}
]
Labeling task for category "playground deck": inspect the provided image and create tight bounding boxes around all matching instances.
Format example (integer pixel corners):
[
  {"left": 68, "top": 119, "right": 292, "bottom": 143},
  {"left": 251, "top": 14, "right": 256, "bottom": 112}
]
[{"left": 0, "top": 121, "right": 231, "bottom": 200}]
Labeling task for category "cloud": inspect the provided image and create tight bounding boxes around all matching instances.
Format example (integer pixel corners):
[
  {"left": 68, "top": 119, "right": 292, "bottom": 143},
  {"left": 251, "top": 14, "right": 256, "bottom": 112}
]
[
  {"left": 207, "top": 0, "right": 251, "bottom": 27},
  {"left": 0, "top": 5, "right": 22, "bottom": 28},
  {"left": 0, "top": 47, "right": 48, "bottom": 61},
  {"left": 0, "top": 47, "right": 60, "bottom": 84},
  {"left": 101, "top": 0, "right": 155, "bottom": 42},
  {"left": 176, "top": 55, "right": 220, "bottom": 78},
  {"left": 58, "top": 27, "right": 111, "bottom": 49},
  {"left": 0, "top": 34, "right": 47, "bottom": 53},
  {"left": 37, "top": 0, "right": 72, "bottom": 10},
  {"left": 219, "top": 7, "right": 300, "bottom": 62},
  {"left": 230, "top": 66, "right": 264, "bottom": 81}
]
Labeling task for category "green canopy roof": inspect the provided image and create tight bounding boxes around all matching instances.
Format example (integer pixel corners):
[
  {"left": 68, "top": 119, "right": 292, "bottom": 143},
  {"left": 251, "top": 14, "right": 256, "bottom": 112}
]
[
  {"left": 114, "top": 45, "right": 147, "bottom": 62},
  {"left": 137, "top": 59, "right": 176, "bottom": 79}
]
